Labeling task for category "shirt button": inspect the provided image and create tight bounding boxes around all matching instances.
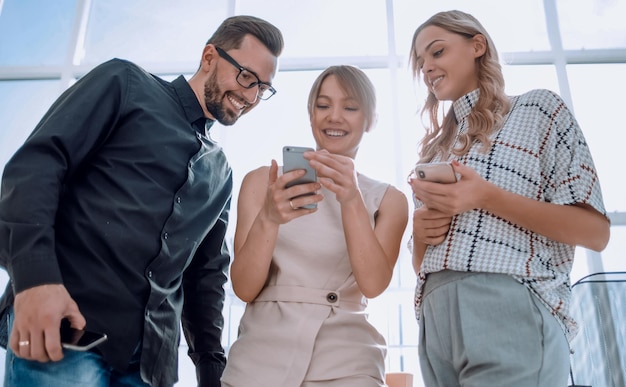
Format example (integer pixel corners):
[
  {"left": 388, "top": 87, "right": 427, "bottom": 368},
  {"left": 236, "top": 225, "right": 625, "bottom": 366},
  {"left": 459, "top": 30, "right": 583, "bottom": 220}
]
[
  {"left": 176, "top": 197, "right": 181, "bottom": 203},
  {"left": 147, "top": 271, "right": 153, "bottom": 278},
  {"left": 326, "top": 292, "right": 338, "bottom": 303},
  {"left": 163, "top": 232, "right": 168, "bottom": 240}
]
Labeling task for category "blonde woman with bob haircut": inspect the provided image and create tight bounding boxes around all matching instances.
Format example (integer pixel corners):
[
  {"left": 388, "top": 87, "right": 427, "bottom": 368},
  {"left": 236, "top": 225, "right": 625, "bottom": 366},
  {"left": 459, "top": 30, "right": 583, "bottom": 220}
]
[{"left": 222, "top": 65, "right": 408, "bottom": 386}]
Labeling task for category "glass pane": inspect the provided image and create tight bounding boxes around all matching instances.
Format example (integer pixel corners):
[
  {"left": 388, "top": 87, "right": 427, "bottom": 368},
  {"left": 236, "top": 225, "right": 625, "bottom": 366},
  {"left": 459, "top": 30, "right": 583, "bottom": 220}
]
[
  {"left": 237, "top": 0, "right": 389, "bottom": 57},
  {"left": 502, "top": 64, "right": 559, "bottom": 96},
  {"left": 557, "top": 0, "right": 626, "bottom": 50},
  {"left": 82, "top": 0, "right": 228, "bottom": 66},
  {"left": 568, "top": 63, "right": 626, "bottom": 212},
  {"left": 358, "top": 69, "right": 410, "bottom": 185},
  {"left": 393, "top": 246, "right": 416, "bottom": 290},
  {"left": 393, "top": 0, "right": 550, "bottom": 57},
  {"left": 391, "top": 65, "right": 425, "bottom": 188},
  {"left": 0, "top": 0, "right": 77, "bottom": 66},
  {"left": 600, "top": 226, "right": 626, "bottom": 272},
  {"left": 0, "top": 80, "right": 63, "bottom": 168}
]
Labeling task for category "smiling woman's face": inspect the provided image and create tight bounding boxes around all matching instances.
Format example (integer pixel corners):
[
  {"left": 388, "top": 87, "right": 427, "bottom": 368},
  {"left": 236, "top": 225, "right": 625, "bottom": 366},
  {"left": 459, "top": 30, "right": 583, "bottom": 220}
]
[
  {"left": 413, "top": 25, "right": 484, "bottom": 102},
  {"left": 310, "top": 75, "right": 368, "bottom": 159}
]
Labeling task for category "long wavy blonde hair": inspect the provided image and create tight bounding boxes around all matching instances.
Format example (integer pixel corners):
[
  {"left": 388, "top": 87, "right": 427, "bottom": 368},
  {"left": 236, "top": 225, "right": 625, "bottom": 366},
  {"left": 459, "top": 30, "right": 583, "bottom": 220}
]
[{"left": 409, "top": 10, "right": 511, "bottom": 163}]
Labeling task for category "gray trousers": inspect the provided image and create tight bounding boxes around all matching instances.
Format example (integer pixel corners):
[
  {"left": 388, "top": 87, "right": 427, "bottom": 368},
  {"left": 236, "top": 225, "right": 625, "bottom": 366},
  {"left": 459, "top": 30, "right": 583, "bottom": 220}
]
[{"left": 418, "top": 270, "right": 570, "bottom": 387}]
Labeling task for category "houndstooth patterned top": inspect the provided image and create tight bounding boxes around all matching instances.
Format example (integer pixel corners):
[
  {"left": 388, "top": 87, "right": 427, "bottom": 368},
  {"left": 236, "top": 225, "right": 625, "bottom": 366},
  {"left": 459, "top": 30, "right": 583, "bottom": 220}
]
[{"left": 413, "top": 88, "right": 607, "bottom": 341}]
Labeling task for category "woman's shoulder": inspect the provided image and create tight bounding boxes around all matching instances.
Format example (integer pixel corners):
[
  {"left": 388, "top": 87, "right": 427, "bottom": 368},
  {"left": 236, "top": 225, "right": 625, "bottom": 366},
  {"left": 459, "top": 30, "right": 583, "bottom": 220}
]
[
  {"left": 241, "top": 165, "right": 270, "bottom": 186},
  {"left": 357, "top": 173, "right": 407, "bottom": 204},
  {"left": 356, "top": 172, "right": 388, "bottom": 190},
  {"left": 514, "top": 88, "right": 566, "bottom": 108},
  {"left": 381, "top": 184, "right": 408, "bottom": 209}
]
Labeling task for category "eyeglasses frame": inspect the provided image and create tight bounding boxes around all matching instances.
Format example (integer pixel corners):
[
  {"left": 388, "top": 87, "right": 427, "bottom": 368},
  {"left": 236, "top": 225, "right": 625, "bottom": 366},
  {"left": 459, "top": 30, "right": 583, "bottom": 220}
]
[{"left": 214, "top": 46, "right": 277, "bottom": 100}]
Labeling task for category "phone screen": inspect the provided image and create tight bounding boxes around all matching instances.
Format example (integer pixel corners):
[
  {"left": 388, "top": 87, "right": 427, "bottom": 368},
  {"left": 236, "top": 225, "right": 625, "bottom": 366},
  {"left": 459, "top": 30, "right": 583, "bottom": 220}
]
[{"left": 60, "top": 320, "right": 107, "bottom": 351}]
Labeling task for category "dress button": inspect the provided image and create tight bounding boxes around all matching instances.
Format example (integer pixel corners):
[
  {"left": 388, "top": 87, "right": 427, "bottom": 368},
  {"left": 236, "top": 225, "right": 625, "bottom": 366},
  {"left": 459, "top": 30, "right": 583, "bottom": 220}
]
[{"left": 326, "top": 292, "right": 338, "bottom": 303}]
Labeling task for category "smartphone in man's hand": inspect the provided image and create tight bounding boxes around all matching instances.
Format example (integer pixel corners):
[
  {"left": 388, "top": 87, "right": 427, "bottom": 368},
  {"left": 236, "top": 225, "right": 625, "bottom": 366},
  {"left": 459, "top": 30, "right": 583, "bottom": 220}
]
[{"left": 60, "top": 319, "right": 107, "bottom": 351}]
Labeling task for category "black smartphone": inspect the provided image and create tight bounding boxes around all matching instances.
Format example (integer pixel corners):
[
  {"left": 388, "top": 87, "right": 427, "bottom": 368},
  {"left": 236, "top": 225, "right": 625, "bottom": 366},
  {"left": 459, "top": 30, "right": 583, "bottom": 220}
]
[
  {"left": 60, "top": 320, "right": 107, "bottom": 351},
  {"left": 413, "top": 162, "right": 458, "bottom": 184},
  {"left": 283, "top": 146, "right": 317, "bottom": 209}
]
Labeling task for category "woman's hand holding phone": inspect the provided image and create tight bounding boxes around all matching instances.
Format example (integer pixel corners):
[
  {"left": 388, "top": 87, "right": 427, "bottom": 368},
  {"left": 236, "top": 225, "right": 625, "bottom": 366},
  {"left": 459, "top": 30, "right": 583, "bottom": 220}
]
[
  {"left": 303, "top": 149, "right": 360, "bottom": 205},
  {"left": 283, "top": 146, "right": 320, "bottom": 210},
  {"left": 411, "top": 162, "right": 458, "bottom": 184},
  {"left": 408, "top": 161, "right": 493, "bottom": 216}
]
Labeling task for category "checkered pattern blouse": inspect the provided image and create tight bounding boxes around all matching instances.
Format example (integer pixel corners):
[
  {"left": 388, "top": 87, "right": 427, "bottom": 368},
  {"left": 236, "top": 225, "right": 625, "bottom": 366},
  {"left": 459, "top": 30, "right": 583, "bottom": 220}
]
[{"left": 413, "top": 88, "right": 607, "bottom": 341}]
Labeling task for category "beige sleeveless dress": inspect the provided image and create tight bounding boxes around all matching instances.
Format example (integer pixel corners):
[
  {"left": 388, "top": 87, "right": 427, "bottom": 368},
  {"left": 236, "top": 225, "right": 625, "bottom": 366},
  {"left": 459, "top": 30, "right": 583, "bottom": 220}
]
[{"left": 221, "top": 173, "right": 389, "bottom": 387}]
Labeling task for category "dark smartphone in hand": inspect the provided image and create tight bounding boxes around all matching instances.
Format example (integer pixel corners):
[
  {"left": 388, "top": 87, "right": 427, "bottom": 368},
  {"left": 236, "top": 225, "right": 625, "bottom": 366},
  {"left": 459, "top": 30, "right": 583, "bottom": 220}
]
[{"left": 60, "top": 319, "right": 107, "bottom": 351}]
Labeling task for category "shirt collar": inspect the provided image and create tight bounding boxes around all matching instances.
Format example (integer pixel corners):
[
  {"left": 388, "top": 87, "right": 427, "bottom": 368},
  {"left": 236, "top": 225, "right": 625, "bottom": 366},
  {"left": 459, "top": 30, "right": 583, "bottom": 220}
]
[
  {"left": 452, "top": 89, "right": 480, "bottom": 123},
  {"left": 171, "top": 75, "right": 215, "bottom": 135}
]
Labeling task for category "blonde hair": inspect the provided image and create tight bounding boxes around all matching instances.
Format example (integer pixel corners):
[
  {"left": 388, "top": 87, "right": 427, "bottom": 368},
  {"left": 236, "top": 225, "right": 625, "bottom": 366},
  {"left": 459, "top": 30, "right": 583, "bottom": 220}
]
[
  {"left": 307, "top": 65, "right": 377, "bottom": 132},
  {"left": 409, "top": 10, "right": 511, "bottom": 162}
]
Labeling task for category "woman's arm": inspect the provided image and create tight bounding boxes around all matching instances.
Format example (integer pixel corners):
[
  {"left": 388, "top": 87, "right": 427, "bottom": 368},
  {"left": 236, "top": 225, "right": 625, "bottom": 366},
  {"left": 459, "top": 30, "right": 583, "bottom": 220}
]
[
  {"left": 307, "top": 151, "right": 408, "bottom": 298},
  {"left": 342, "top": 186, "right": 408, "bottom": 298},
  {"left": 410, "top": 207, "right": 452, "bottom": 274},
  {"left": 413, "top": 161, "right": 610, "bottom": 252},
  {"left": 230, "top": 161, "right": 322, "bottom": 302},
  {"left": 229, "top": 166, "right": 276, "bottom": 302},
  {"left": 482, "top": 186, "right": 610, "bottom": 252}
]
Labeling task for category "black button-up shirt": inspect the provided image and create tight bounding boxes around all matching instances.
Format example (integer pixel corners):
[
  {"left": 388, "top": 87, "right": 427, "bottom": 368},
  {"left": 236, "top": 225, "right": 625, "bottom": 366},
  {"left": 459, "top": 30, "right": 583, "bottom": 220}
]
[{"left": 0, "top": 59, "right": 231, "bottom": 387}]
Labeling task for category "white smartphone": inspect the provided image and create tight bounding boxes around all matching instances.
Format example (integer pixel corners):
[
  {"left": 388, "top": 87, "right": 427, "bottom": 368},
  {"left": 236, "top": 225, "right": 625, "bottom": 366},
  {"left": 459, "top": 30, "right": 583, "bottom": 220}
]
[
  {"left": 61, "top": 320, "right": 108, "bottom": 351},
  {"left": 282, "top": 146, "right": 317, "bottom": 209},
  {"left": 413, "top": 162, "right": 458, "bottom": 184}
]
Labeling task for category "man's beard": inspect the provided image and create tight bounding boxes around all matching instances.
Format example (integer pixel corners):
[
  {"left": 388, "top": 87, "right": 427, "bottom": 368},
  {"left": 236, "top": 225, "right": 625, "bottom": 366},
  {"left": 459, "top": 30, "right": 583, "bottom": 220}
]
[{"left": 203, "top": 72, "right": 241, "bottom": 126}]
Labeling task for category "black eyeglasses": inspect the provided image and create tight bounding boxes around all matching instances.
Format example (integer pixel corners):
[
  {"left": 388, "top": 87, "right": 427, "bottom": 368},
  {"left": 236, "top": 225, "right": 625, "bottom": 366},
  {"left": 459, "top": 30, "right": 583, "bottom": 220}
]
[{"left": 215, "top": 47, "right": 276, "bottom": 101}]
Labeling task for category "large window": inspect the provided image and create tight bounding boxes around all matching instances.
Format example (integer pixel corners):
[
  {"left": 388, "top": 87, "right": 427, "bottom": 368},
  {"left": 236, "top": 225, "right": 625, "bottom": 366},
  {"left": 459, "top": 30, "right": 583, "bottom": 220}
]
[{"left": 1, "top": 1, "right": 625, "bottom": 385}]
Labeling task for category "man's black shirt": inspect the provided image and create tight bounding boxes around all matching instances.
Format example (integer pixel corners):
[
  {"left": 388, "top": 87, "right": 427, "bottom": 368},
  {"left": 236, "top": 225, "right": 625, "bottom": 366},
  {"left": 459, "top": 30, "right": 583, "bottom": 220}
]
[{"left": 0, "top": 59, "right": 231, "bottom": 386}]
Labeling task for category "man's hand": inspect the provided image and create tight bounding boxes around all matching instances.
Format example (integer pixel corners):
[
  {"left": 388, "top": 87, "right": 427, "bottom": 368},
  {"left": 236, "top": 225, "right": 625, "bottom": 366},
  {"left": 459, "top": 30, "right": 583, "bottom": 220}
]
[{"left": 9, "top": 284, "right": 85, "bottom": 362}]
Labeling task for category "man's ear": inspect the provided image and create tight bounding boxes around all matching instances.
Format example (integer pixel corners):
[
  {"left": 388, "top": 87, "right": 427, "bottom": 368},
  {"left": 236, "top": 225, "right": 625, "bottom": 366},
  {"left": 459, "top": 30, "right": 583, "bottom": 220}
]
[
  {"left": 472, "top": 34, "right": 487, "bottom": 58},
  {"left": 200, "top": 44, "right": 218, "bottom": 70}
]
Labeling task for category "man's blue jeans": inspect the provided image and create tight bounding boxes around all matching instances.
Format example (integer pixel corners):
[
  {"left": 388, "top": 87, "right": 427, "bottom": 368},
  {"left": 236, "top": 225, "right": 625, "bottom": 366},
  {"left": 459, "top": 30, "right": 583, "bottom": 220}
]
[{"left": 4, "top": 308, "right": 149, "bottom": 387}]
